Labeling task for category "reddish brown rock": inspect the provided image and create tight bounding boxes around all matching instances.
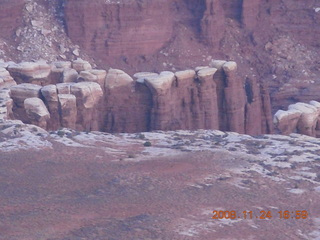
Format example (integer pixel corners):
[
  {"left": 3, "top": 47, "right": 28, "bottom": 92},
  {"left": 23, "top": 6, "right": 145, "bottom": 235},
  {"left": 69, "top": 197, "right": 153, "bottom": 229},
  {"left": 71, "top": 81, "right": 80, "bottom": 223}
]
[
  {"left": 65, "top": 0, "right": 173, "bottom": 66},
  {"left": 104, "top": 69, "right": 151, "bottom": 133},
  {"left": 197, "top": 68, "right": 219, "bottom": 129},
  {"left": 58, "top": 94, "right": 77, "bottom": 129},
  {"left": 173, "top": 69, "right": 197, "bottom": 129},
  {"left": 223, "top": 61, "right": 246, "bottom": 134}
]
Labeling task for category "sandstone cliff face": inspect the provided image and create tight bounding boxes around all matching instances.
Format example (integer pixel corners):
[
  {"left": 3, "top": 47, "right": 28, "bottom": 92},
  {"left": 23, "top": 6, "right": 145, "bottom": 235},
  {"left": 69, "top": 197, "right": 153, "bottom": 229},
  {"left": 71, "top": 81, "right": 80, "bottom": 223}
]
[
  {"left": 0, "top": 60, "right": 272, "bottom": 135},
  {"left": 65, "top": 0, "right": 174, "bottom": 68},
  {"left": 2, "top": 0, "right": 320, "bottom": 135}
]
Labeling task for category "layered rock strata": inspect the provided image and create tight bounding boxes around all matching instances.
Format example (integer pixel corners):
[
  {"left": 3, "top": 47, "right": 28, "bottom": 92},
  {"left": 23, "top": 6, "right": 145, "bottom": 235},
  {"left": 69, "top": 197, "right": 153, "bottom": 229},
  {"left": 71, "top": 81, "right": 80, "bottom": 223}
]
[{"left": 0, "top": 59, "right": 272, "bottom": 135}]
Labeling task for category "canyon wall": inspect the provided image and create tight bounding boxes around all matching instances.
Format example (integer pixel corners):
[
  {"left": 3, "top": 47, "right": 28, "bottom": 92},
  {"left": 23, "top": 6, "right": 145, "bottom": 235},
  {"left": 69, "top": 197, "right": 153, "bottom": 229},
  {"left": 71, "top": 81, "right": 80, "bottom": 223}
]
[
  {"left": 0, "top": 59, "right": 272, "bottom": 135},
  {"left": 0, "top": 0, "right": 24, "bottom": 39}
]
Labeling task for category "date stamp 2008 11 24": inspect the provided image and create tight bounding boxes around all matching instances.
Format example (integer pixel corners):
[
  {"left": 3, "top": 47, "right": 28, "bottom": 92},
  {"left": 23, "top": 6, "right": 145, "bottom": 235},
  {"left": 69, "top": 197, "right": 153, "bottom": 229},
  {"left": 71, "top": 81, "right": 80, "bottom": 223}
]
[{"left": 212, "top": 210, "right": 309, "bottom": 220}]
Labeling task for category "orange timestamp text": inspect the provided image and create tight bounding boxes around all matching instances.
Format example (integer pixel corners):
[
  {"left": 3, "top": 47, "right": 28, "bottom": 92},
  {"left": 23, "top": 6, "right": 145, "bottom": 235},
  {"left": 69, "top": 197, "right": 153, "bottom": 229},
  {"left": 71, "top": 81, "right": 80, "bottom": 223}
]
[{"left": 212, "top": 210, "right": 308, "bottom": 220}]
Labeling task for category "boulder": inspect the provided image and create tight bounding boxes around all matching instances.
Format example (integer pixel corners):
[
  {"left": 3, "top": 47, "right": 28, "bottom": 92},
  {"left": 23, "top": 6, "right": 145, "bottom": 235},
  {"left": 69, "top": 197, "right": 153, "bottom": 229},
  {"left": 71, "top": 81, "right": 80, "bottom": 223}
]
[
  {"left": 144, "top": 71, "right": 175, "bottom": 94},
  {"left": 105, "top": 69, "right": 133, "bottom": 89},
  {"left": 174, "top": 69, "right": 196, "bottom": 80},
  {"left": 0, "top": 67, "right": 16, "bottom": 88},
  {"left": 0, "top": 89, "right": 13, "bottom": 121},
  {"left": 88, "top": 69, "right": 107, "bottom": 88},
  {"left": 41, "top": 85, "right": 58, "bottom": 102},
  {"left": 52, "top": 61, "right": 72, "bottom": 69},
  {"left": 7, "top": 61, "right": 51, "bottom": 84},
  {"left": 72, "top": 58, "right": 92, "bottom": 72},
  {"left": 197, "top": 68, "right": 217, "bottom": 81},
  {"left": 133, "top": 72, "right": 159, "bottom": 84},
  {"left": 273, "top": 109, "right": 302, "bottom": 135},
  {"left": 10, "top": 83, "right": 42, "bottom": 107},
  {"left": 288, "top": 102, "right": 319, "bottom": 136},
  {"left": 310, "top": 101, "right": 320, "bottom": 137},
  {"left": 77, "top": 71, "right": 98, "bottom": 82},
  {"left": 62, "top": 68, "right": 78, "bottom": 83},
  {"left": 24, "top": 97, "right": 50, "bottom": 128},
  {"left": 71, "top": 82, "right": 103, "bottom": 109}
]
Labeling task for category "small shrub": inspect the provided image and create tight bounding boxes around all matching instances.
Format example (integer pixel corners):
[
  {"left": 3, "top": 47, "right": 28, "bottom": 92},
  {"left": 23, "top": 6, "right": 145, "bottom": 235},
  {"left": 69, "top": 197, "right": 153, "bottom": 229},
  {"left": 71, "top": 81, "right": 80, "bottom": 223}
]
[
  {"left": 138, "top": 133, "right": 146, "bottom": 139},
  {"left": 57, "top": 130, "right": 65, "bottom": 137},
  {"left": 143, "top": 141, "right": 152, "bottom": 147},
  {"left": 128, "top": 154, "right": 135, "bottom": 158}
]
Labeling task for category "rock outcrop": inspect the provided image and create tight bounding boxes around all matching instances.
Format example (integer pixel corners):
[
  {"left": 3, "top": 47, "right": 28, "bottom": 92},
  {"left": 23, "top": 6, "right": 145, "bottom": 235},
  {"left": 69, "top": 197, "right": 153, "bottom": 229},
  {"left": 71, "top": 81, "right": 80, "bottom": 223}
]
[
  {"left": 58, "top": 94, "right": 77, "bottom": 129},
  {"left": 274, "top": 100, "right": 320, "bottom": 137},
  {"left": 8, "top": 62, "right": 51, "bottom": 85},
  {"left": 0, "top": 60, "right": 272, "bottom": 135},
  {"left": 24, "top": 97, "right": 50, "bottom": 129},
  {"left": 71, "top": 82, "right": 103, "bottom": 131},
  {"left": 0, "top": 68, "right": 16, "bottom": 89}
]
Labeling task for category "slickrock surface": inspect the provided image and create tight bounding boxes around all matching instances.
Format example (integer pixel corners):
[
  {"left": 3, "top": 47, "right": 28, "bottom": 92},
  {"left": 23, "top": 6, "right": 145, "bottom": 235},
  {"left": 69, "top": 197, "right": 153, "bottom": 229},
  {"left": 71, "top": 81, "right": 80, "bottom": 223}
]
[{"left": 0, "top": 126, "right": 319, "bottom": 239}]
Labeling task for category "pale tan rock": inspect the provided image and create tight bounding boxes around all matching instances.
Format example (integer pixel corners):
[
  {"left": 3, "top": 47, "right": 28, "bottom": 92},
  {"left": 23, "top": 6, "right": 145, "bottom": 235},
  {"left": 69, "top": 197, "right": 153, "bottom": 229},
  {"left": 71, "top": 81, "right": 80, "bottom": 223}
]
[
  {"left": 197, "top": 68, "right": 217, "bottom": 81},
  {"left": 10, "top": 83, "right": 42, "bottom": 107},
  {"left": 144, "top": 71, "right": 175, "bottom": 94},
  {"left": 71, "top": 82, "right": 103, "bottom": 108},
  {"left": 194, "top": 66, "right": 209, "bottom": 72},
  {"left": 62, "top": 69, "right": 78, "bottom": 83},
  {"left": 52, "top": 61, "right": 72, "bottom": 69},
  {"left": 58, "top": 94, "right": 77, "bottom": 129},
  {"left": 78, "top": 71, "right": 98, "bottom": 82},
  {"left": 0, "top": 67, "right": 16, "bottom": 88},
  {"left": 273, "top": 109, "right": 302, "bottom": 135},
  {"left": 72, "top": 58, "right": 92, "bottom": 72},
  {"left": 209, "top": 60, "right": 227, "bottom": 69},
  {"left": 105, "top": 69, "right": 133, "bottom": 89},
  {"left": 71, "top": 82, "right": 103, "bottom": 131},
  {"left": 88, "top": 69, "right": 107, "bottom": 88},
  {"left": 289, "top": 103, "right": 319, "bottom": 136},
  {"left": 175, "top": 70, "right": 196, "bottom": 80},
  {"left": 24, "top": 97, "right": 50, "bottom": 128},
  {"left": 223, "top": 61, "right": 237, "bottom": 73},
  {"left": 133, "top": 72, "right": 159, "bottom": 84},
  {"left": 8, "top": 62, "right": 51, "bottom": 83},
  {"left": 56, "top": 83, "right": 75, "bottom": 94},
  {"left": 41, "top": 85, "right": 58, "bottom": 102},
  {"left": 0, "top": 89, "right": 13, "bottom": 121}
]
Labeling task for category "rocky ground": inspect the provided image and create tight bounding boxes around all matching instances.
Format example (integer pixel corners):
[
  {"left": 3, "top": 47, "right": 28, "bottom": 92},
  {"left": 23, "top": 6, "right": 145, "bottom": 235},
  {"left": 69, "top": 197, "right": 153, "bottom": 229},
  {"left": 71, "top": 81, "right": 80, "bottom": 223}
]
[{"left": 0, "top": 123, "right": 320, "bottom": 239}]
